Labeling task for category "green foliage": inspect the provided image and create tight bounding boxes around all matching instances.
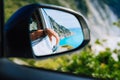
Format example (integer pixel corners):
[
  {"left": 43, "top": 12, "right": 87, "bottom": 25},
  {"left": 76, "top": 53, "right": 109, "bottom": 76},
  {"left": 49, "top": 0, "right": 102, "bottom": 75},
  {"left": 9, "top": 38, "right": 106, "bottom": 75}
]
[
  {"left": 62, "top": 45, "right": 73, "bottom": 49},
  {"left": 9, "top": 38, "right": 120, "bottom": 79},
  {"left": 4, "top": 0, "right": 77, "bottom": 22},
  {"left": 102, "top": 0, "right": 120, "bottom": 18},
  {"left": 60, "top": 49, "right": 94, "bottom": 76},
  {"left": 75, "top": 0, "right": 88, "bottom": 16},
  {"left": 10, "top": 46, "right": 120, "bottom": 79},
  {"left": 113, "top": 20, "right": 120, "bottom": 28},
  {"left": 118, "top": 42, "right": 120, "bottom": 46},
  {"left": 95, "top": 39, "right": 102, "bottom": 45}
]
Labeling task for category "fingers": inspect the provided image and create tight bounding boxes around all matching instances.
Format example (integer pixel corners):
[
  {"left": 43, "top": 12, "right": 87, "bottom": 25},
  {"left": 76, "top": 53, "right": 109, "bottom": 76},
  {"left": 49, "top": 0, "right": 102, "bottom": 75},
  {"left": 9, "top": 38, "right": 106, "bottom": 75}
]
[{"left": 46, "top": 28, "right": 60, "bottom": 45}]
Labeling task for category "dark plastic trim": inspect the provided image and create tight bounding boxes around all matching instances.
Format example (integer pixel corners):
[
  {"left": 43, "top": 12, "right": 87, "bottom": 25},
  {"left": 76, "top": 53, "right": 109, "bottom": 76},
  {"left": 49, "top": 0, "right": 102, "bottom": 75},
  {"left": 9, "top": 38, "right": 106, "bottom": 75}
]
[
  {"left": 0, "top": 58, "right": 97, "bottom": 80},
  {"left": 0, "top": 0, "right": 4, "bottom": 57}
]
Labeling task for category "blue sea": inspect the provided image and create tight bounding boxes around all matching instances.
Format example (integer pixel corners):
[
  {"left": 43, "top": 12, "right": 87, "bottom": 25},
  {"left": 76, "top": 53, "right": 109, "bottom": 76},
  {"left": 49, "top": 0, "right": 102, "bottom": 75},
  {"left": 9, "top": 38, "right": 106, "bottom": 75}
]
[{"left": 59, "top": 28, "right": 84, "bottom": 48}]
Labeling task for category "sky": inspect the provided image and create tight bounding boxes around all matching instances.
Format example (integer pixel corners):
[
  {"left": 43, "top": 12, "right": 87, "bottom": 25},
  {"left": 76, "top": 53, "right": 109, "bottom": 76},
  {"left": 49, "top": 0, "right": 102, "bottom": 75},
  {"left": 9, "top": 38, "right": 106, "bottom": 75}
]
[{"left": 43, "top": 8, "right": 82, "bottom": 29}]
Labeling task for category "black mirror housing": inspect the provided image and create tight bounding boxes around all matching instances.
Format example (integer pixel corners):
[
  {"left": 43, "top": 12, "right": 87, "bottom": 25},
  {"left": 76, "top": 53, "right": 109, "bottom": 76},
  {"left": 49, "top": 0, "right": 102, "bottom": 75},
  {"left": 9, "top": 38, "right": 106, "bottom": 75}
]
[{"left": 4, "top": 4, "right": 90, "bottom": 59}]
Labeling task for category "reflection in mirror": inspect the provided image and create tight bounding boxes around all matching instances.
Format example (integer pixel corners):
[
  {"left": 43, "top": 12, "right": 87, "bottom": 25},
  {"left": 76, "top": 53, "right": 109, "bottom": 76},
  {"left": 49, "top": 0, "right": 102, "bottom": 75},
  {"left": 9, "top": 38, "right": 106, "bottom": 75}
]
[{"left": 29, "top": 8, "right": 84, "bottom": 56}]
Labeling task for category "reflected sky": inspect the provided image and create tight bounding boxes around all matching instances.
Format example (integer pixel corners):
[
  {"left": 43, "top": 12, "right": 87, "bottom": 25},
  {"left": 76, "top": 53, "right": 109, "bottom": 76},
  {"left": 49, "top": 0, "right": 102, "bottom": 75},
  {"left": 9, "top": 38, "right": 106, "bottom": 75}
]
[{"left": 43, "top": 8, "right": 81, "bottom": 29}]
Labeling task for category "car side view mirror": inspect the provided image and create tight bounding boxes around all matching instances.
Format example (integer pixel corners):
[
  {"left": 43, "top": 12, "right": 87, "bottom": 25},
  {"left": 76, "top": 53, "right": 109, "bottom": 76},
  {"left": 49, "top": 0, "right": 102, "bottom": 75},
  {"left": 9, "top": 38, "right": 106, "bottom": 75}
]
[{"left": 4, "top": 4, "right": 90, "bottom": 59}]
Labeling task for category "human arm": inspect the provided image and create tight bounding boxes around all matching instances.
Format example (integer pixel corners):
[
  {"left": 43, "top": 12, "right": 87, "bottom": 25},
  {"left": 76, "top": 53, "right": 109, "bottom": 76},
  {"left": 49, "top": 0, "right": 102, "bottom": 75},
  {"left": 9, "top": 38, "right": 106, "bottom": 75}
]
[
  {"left": 45, "top": 28, "right": 59, "bottom": 45},
  {"left": 30, "top": 30, "right": 44, "bottom": 41}
]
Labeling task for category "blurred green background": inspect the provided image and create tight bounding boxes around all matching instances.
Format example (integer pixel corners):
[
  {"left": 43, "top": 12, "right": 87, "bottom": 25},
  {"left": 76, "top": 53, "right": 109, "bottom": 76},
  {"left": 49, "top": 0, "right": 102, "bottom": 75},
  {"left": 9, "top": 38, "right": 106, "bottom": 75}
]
[
  {"left": 5, "top": 0, "right": 120, "bottom": 79},
  {"left": 4, "top": 0, "right": 78, "bottom": 22}
]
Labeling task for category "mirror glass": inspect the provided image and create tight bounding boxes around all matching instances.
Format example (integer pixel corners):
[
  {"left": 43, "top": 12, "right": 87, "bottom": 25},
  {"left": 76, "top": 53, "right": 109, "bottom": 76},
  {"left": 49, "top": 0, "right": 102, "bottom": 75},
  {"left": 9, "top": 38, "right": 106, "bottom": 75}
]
[{"left": 29, "top": 8, "right": 84, "bottom": 56}]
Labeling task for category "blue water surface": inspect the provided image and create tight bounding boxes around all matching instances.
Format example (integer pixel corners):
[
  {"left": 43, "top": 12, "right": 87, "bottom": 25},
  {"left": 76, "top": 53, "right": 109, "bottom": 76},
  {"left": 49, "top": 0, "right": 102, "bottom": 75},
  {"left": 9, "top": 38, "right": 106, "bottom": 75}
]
[{"left": 60, "top": 28, "right": 84, "bottom": 48}]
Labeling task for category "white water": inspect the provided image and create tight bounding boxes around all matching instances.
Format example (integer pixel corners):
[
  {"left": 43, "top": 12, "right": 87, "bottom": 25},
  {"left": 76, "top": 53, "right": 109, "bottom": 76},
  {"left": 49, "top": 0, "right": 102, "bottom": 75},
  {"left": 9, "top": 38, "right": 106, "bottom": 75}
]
[{"left": 85, "top": 0, "right": 120, "bottom": 54}]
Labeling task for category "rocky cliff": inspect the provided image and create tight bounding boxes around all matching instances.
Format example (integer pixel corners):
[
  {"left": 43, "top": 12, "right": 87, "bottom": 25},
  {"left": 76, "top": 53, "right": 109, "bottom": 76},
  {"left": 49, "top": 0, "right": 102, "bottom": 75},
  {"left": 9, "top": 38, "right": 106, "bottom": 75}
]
[{"left": 48, "top": 16, "right": 72, "bottom": 39}]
